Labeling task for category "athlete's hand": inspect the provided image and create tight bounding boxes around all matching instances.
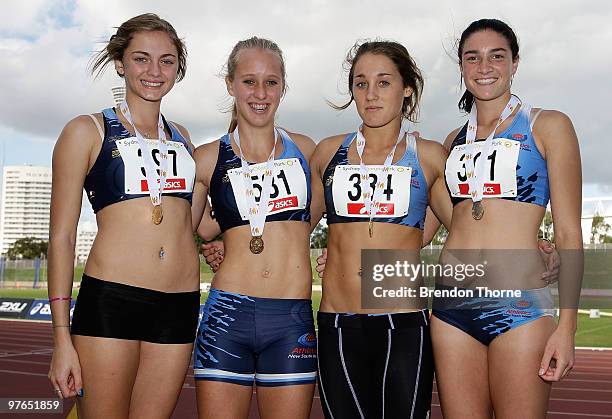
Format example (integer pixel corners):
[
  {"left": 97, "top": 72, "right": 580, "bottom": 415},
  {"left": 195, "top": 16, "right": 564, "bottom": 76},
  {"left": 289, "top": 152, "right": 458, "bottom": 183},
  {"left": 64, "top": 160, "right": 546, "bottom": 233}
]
[
  {"left": 202, "top": 241, "right": 224, "bottom": 272},
  {"left": 48, "top": 341, "right": 83, "bottom": 399},
  {"left": 539, "top": 326, "right": 575, "bottom": 382},
  {"left": 538, "top": 239, "right": 560, "bottom": 284},
  {"left": 316, "top": 248, "right": 327, "bottom": 278}
]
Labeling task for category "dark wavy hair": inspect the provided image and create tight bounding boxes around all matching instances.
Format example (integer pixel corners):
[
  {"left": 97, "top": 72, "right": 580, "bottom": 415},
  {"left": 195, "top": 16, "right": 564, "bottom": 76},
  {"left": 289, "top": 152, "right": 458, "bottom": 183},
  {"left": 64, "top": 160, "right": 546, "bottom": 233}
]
[
  {"left": 332, "top": 40, "right": 424, "bottom": 123},
  {"left": 457, "top": 18, "right": 519, "bottom": 112}
]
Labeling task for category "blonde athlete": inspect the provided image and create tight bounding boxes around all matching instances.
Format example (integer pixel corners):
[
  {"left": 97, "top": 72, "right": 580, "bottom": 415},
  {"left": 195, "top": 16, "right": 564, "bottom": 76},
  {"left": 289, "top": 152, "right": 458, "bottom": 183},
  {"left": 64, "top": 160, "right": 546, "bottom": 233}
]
[{"left": 191, "top": 37, "right": 319, "bottom": 419}]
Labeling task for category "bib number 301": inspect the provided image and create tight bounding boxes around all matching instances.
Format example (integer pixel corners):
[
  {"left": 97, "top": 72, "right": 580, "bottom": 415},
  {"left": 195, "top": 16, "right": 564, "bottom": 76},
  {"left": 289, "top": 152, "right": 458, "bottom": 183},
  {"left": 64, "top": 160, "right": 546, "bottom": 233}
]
[{"left": 445, "top": 139, "right": 520, "bottom": 198}]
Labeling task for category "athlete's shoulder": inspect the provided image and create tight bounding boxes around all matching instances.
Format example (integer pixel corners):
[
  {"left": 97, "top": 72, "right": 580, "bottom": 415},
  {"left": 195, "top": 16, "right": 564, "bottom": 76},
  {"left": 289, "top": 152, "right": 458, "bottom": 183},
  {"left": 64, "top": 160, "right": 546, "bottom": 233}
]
[
  {"left": 532, "top": 109, "right": 573, "bottom": 131},
  {"left": 310, "top": 134, "right": 348, "bottom": 174},
  {"left": 313, "top": 133, "right": 349, "bottom": 158},
  {"left": 194, "top": 139, "right": 221, "bottom": 160},
  {"left": 317, "top": 133, "right": 350, "bottom": 150},
  {"left": 443, "top": 126, "right": 464, "bottom": 151},
  {"left": 531, "top": 109, "right": 577, "bottom": 153},
  {"left": 169, "top": 121, "right": 191, "bottom": 139},
  {"left": 194, "top": 139, "right": 221, "bottom": 181},
  {"left": 60, "top": 114, "right": 103, "bottom": 143},
  {"left": 53, "top": 114, "right": 102, "bottom": 164},
  {"left": 418, "top": 137, "right": 448, "bottom": 158},
  {"left": 416, "top": 137, "right": 448, "bottom": 176},
  {"left": 282, "top": 130, "right": 316, "bottom": 158}
]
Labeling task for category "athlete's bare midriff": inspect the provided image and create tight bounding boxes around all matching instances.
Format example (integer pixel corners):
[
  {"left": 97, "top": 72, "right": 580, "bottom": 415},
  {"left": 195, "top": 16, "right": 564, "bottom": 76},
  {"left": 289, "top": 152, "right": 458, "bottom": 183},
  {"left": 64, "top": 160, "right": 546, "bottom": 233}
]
[
  {"left": 320, "top": 222, "right": 423, "bottom": 314},
  {"left": 84, "top": 197, "right": 199, "bottom": 292},
  {"left": 211, "top": 221, "right": 313, "bottom": 299},
  {"left": 444, "top": 198, "right": 547, "bottom": 290}
]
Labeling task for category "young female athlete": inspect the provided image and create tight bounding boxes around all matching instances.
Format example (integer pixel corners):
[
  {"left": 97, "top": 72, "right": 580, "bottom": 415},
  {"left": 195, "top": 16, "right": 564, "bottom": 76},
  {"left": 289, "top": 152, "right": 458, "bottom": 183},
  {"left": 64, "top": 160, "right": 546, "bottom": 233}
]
[
  {"left": 309, "top": 40, "right": 453, "bottom": 419},
  {"left": 190, "top": 37, "right": 318, "bottom": 419},
  {"left": 47, "top": 14, "right": 200, "bottom": 418},
  {"left": 430, "top": 18, "right": 582, "bottom": 418},
  {"left": 310, "top": 38, "right": 561, "bottom": 419}
]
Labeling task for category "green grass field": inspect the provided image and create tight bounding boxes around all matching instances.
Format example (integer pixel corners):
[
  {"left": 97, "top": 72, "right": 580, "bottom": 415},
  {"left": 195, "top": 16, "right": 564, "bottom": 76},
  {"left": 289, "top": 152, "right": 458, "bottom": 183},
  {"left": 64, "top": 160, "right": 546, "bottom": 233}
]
[
  {"left": 2, "top": 287, "right": 611, "bottom": 347},
  {"left": 3, "top": 249, "right": 610, "bottom": 288}
]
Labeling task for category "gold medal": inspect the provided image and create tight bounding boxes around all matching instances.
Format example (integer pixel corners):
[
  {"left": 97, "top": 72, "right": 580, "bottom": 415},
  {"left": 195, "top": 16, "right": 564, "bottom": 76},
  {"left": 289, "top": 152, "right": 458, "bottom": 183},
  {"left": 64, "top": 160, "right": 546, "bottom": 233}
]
[
  {"left": 249, "top": 236, "right": 264, "bottom": 254},
  {"left": 472, "top": 201, "right": 484, "bottom": 220},
  {"left": 152, "top": 205, "right": 163, "bottom": 225}
]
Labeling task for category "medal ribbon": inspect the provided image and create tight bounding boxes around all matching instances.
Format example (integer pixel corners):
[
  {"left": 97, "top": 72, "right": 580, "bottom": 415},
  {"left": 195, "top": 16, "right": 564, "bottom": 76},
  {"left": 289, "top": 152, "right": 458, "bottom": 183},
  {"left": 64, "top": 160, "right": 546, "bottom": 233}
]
[
  {"left": 465, "top": 95, "right": 521, "bottom": 203},
  {"left": 354, "top": 125, "right": 405, "bottom": 224},
  {"left": 233, "top": 126, "right": 279, "bottom": 238},
  {"left": 119, "top": 101, "right": 169, "bottom": 208}
]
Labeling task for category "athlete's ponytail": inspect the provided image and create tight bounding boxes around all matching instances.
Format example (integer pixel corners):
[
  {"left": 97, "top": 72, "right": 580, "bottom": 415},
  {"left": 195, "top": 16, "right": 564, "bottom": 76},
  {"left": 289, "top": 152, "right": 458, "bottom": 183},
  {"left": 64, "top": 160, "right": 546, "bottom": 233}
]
[
  {"left": 228, "top": 104, "right": 238, "bottom": 133},
  {"left": 457, "top": 19, "right": 519, "bottom": 113}
]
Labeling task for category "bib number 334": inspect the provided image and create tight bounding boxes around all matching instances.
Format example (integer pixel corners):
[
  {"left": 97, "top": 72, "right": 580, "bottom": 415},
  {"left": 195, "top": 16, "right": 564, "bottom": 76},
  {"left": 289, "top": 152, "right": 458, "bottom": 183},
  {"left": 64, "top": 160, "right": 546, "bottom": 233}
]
[{"left": 332, "top": 165, "right": 412, "bottom": 218}]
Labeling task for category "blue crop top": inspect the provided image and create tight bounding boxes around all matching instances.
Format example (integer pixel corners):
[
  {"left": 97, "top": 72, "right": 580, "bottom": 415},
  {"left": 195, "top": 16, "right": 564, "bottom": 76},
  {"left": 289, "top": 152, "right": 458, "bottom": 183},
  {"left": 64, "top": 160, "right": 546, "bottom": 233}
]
[
  {"left": 83, "top": 108, "right": 194, "bottom": 213},
  {"left": 446, "top": 104, "right": 550, "bottom": 207},
  {"left": 209, "top": 130, "right": 312, "bottom": 233},
  {"left": 323, "top": 132, "right": 428, "bottom": 230}
]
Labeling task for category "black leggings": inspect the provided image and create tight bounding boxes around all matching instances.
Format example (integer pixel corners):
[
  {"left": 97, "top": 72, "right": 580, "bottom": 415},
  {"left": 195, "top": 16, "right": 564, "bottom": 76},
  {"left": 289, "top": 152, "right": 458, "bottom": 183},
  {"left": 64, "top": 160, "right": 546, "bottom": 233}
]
[{"left": 317, "top": 311, "right": 433, "bottom": 419}]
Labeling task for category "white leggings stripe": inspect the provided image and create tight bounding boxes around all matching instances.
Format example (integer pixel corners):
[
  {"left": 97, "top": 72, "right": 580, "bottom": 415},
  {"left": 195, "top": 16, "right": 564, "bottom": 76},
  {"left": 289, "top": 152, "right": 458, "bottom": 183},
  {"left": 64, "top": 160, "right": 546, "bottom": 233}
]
[
  {"left": 410, "top": 326, "right": 424, "bottom": 419},
  {"left": 317, "top": 337, "right": 335, "bottom": 419},
  {"left": 339, "top": 328, "right": 365, "bottom": 419},
  {"left": 382, "top": 328, "right": 392, "bottom": 419}
]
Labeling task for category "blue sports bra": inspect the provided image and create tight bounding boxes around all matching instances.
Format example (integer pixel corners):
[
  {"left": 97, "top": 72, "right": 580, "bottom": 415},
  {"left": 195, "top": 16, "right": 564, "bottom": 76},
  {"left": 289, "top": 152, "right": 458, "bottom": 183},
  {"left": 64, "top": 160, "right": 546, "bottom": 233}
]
[
  {"left": 209, "top": 130, "right": 311, "bottom": 233},
  {"left": 83, "top": 108, "right": 194, "bottom": 213},
  {"left": 446, "top": 104, "right": 549, "bottom": 207},
  {"left": 323, "top": 132, "right": 428, "bottom": 230}
]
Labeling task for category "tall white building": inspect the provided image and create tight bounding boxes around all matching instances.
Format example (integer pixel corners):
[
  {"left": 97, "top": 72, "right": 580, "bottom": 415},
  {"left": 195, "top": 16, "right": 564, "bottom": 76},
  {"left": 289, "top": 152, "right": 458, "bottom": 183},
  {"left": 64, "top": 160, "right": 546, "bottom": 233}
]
[
  {"left": 0, "top": 166, "right": 52, "bottom": 255},
  {"left": 111, "top": 85, "right": 126, "bottom": 107},
  {"left": 75, "top": 221, "right": 98, "bottom": 264}
]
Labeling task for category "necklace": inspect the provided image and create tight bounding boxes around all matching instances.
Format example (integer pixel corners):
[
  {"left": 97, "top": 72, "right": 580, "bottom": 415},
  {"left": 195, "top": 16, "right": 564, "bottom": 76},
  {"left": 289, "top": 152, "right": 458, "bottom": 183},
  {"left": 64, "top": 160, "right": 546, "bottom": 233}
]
[
  {"left": 232, "top": 126, "right": 278, "bottom": 254},
  {"left": 119, "top": 101, "right": 168, "bottom": 225}
]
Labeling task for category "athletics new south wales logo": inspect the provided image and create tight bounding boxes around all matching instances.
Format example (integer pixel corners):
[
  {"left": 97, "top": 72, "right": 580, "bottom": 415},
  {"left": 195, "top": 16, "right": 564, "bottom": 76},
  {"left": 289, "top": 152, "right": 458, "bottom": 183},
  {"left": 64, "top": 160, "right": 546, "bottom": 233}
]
[{"left": 287, "top": 333, "right": 317, "bottom": 359}]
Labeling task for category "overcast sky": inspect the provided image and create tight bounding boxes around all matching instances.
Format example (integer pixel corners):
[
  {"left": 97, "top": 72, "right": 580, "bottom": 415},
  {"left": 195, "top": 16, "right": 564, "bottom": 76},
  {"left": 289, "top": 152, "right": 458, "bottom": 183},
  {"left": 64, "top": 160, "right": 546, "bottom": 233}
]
[{"left": 1, "top": 0, "right": 610, "bottom": 220}]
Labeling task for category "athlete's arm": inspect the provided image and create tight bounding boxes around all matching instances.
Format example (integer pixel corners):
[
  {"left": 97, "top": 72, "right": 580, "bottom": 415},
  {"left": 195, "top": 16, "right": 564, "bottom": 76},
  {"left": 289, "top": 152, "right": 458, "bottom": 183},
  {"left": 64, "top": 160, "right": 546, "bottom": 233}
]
[
  {"left": 422, "top": 129, "right": 459, "bottom": 246},
  {"left": 421, "top": 138, "right": 453, "bottom": 233},
  {"left": 191, "top": 141, "right": 218, "bottom": 234},
  {"left": 309, "top": 140, "right": 329, "bottom": 232},
  {"left": 48, "top": 115, "right": 97, "bottom": 398},
  {"left": 535, "top": 110, "right": 582, "bottom": 382}
]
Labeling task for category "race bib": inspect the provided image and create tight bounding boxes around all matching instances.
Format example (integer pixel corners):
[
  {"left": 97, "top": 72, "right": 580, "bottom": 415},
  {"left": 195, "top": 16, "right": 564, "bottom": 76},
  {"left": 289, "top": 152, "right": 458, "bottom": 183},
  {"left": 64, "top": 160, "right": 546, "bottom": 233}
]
[
  {"left": 228, "top": 158, "right": 307, "bottom": 220},
  {"left": 332, "top": 165, "right": 412, "bottom": 218},
  {"left": 115, "top": 137, "right": 195, "bottom": 194},
  {"left": 445, "top": 138, "right": 520, "bottom": 198}
]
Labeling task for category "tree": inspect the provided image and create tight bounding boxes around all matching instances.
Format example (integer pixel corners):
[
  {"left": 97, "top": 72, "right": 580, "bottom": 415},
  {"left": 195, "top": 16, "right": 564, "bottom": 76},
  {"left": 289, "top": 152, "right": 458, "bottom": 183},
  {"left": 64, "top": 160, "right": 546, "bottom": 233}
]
[
  {"left": 310, "top": 222, "right": 328, "bottom": 249},
  {"left": 591, "top": 215, "right": 611, "bottom": 244},
  {"left": 6, "top": 237, "right": 48, "bottom": 260},
  {"left": 539, "top": 210, "right": 554, "bottom": 241}
]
